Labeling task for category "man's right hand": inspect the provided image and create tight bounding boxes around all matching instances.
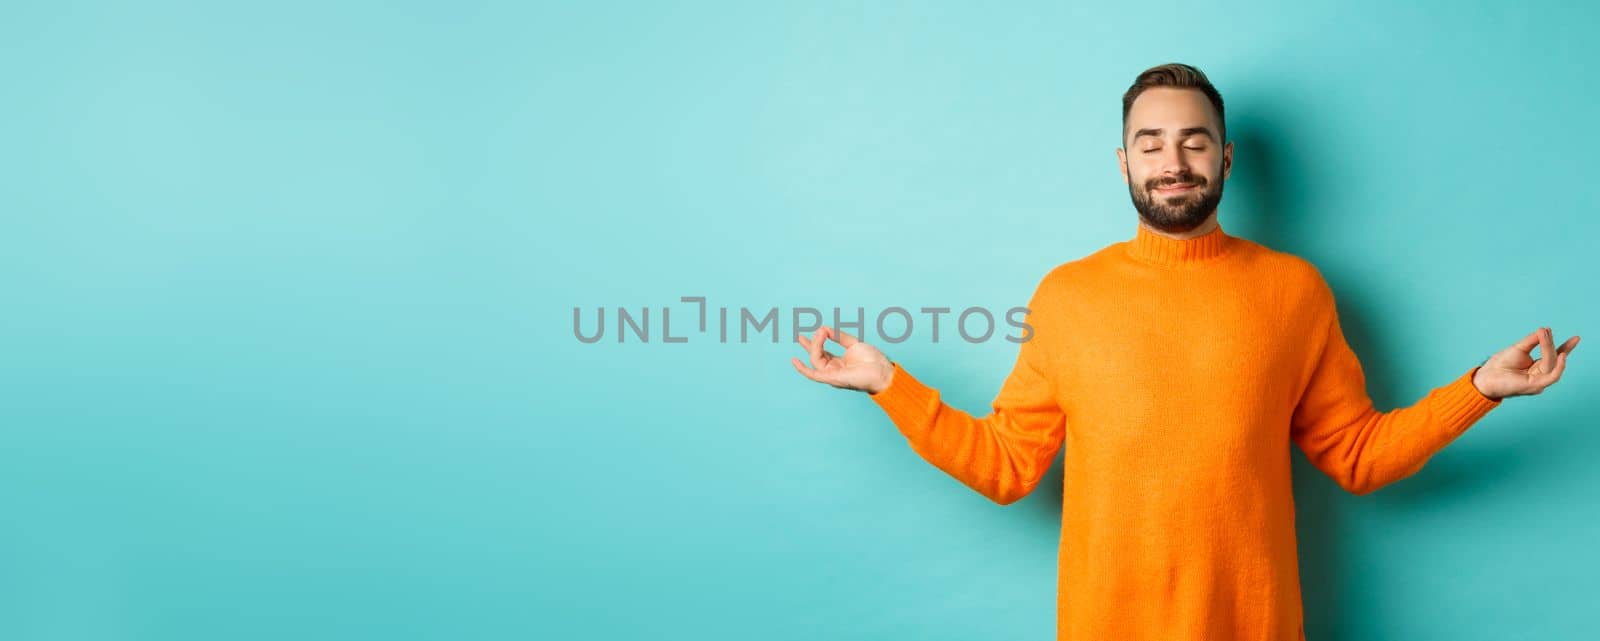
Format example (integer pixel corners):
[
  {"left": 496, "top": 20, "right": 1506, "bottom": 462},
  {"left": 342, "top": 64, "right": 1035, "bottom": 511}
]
[{"left": 791, "top": 326, "right": 895, "bottom": 395}]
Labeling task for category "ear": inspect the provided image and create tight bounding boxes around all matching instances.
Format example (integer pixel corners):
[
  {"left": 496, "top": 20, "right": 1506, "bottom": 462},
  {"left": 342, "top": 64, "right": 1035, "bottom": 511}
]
[
  {"left": 1116, "top": 147, "right": 1129, "bottom": 185},
  {"left": 1221, "top": 140, "right": 1233, "bottom": 181}
]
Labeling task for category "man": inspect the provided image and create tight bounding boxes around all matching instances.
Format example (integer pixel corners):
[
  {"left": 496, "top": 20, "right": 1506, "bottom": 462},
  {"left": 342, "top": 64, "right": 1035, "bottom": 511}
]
[{"left": 789, "top": 63, "right": 1579, "bottom": 640}]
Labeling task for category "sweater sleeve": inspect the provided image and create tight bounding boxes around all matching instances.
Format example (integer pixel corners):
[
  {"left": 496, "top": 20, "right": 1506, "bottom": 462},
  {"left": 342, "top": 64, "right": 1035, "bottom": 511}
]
[
  {"left": 867, "top": 334, "right": 1067, "bottom": 506},
  {"left": 1289, "top": 302, "right": 1502, "bottom": 496}
]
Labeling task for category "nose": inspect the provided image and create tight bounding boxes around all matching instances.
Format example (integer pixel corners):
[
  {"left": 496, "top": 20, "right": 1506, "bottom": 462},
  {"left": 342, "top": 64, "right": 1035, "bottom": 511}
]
[
  {"left": 1156, "top": 147, "right": 1196, "bottom": 185},
  {"left": 1159, "top": 147, "right": 1190, "bottom": 179}
]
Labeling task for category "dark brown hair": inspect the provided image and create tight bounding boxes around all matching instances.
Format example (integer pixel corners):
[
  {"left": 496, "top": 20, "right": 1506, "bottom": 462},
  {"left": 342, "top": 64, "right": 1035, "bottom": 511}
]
[{"left": 1121, "top": 63, "right": 1226, "bottom": 147}]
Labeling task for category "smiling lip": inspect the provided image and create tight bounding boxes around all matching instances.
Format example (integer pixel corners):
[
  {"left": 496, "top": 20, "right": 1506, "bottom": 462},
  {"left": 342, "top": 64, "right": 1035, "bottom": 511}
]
[{"left": 1156, "top": 183, "right": 1196, "bottom": 193}]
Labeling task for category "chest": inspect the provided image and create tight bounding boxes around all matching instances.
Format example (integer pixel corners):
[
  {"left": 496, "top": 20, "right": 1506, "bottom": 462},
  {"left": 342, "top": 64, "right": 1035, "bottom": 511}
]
[{"left": 1033, "top": 276, "right": 1320, "bottom": 448}]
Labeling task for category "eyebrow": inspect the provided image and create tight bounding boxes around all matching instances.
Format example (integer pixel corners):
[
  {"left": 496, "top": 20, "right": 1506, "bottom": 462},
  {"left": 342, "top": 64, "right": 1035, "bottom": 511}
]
[{"left": 1131, "top": 127, "right": 1217, "bottom": 144}]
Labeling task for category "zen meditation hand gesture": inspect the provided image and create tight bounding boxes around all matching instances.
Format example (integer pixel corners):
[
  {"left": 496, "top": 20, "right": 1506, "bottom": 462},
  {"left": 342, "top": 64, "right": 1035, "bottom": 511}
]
[
  {"left": 1473, "top": 327, "right": 1580, "bottom": 400},
  {"left": 791, "top": 326, "right": 896, "bottom": 395}
]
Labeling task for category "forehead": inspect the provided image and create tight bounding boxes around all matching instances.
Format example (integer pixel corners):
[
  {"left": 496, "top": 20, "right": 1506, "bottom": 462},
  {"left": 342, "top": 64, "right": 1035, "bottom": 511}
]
[{"left": 1124, "top": 87, "right": 1220, "bottom": 142}]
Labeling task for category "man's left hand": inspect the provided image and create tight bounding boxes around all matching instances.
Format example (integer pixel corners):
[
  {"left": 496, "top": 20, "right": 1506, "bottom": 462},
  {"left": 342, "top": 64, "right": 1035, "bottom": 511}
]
[{"left": 1473, "top": 327, "right": 1579, "bottom": 400}]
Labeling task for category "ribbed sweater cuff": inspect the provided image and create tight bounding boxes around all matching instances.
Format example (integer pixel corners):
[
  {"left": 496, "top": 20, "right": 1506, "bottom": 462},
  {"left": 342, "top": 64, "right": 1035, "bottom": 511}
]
[
  {"left": 868, "top": 361, "right": 939, "bottom": 435},
  {"left": 1434, "top": 365, "right": 1503, "bottom": 434}
]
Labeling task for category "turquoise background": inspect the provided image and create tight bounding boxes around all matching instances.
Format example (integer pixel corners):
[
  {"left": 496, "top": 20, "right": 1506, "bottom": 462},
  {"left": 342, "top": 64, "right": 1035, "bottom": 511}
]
[{"left": 2, "top": 1, "right": 1595, "bottom": 639}]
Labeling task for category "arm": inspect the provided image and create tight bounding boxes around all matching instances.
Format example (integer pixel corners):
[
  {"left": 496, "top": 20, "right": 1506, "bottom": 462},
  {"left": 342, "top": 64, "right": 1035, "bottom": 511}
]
[
  {"left": 791, "top": 271, "right": 1073, "bottom": 506},
  {"left": 867, "top": 338, "right": 1066, "bottom": 505},
  {"left": 1290, "top": 305, "right": 1501, "bottom": 496}
]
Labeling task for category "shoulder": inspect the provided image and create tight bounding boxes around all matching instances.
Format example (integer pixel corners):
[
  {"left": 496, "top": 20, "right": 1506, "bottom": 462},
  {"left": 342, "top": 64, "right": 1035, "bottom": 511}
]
[
  {"left": 1032, "top": 241, "right": 1127, "bottom": 290},
  {"left": 1028, "top": 250, "right": 1104, "bottom": 306},
  {"left": 1231, "top": 237, "right": 1339, "bottom": 316},
  {"left": 1238, "top": 236, "right": 1331, "bottom": 288}
]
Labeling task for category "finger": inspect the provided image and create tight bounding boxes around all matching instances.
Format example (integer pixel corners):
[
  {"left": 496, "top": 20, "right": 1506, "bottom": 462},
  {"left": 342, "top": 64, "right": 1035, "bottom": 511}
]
[
  {"left": 791, "top": 357, "right": 828, "bottom": 383},
  {"left": 1557, "top": 335, "right": 1581, "bottom": 356},
  {"left": 1511, "top": 327, "right": 1543, "bottom": 353},
  {"left": 821, "top": 328, "right": 841, "bottom": 356},
  {"left": 791, "top": 357, "right": 814, "bottom": 378},
  {"left": 798, "top": 332, "right": 826, "bottom": 368},
  {"left": 1539, "top": 327, "right": 1557, "bottom": 371},
  {"left": 797, "top": 330, "right": 825, "bottom": 354},
  {"left": 834, "top": 327, "right": 860, "bottom": 348},
  {"left": 807, "top": 328, "right": 826, "bottom": 367},
  {"left": 1549, "top": 350, "right": 1569, "bottom": 382}
]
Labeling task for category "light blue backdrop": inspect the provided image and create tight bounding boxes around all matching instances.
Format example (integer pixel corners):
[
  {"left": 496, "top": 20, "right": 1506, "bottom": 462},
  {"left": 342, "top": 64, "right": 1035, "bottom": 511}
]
[{"left": 2, "top": 1, "right": 1594, "bottom": 640}]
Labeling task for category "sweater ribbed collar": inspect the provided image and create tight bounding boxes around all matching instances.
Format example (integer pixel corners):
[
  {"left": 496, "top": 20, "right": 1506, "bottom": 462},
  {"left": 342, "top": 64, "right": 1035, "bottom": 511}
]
[{"left": 1125, "top": 220, "right": 1236, "bottom": 266}]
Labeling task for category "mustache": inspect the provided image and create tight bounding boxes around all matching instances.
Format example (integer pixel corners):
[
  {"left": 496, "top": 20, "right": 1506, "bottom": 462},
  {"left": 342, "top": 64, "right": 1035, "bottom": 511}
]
[{"left": 1147, "top": 176, "right": 1206, "bottom": 190}]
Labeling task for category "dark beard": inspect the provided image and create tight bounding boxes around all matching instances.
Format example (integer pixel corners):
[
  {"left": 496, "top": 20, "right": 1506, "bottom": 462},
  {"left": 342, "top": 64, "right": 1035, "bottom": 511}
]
[{"left": 1128, "top": 172, "right": 1224, "bottom": 234}]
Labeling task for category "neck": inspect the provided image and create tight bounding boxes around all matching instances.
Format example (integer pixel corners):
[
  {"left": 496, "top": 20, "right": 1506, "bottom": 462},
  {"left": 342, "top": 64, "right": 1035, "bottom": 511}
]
[
  {"left": 1126, "top": 213, "right": 1234, "bottom": 266},
  {"left": 1138, "top": 211, "right": 1219, "bottom": 240}
]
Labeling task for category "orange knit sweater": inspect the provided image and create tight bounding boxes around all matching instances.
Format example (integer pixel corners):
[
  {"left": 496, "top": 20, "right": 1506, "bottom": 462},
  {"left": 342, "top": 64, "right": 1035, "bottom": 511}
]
[{"left": 867, "top": 221, "right": 1502, "bottom": 641}]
